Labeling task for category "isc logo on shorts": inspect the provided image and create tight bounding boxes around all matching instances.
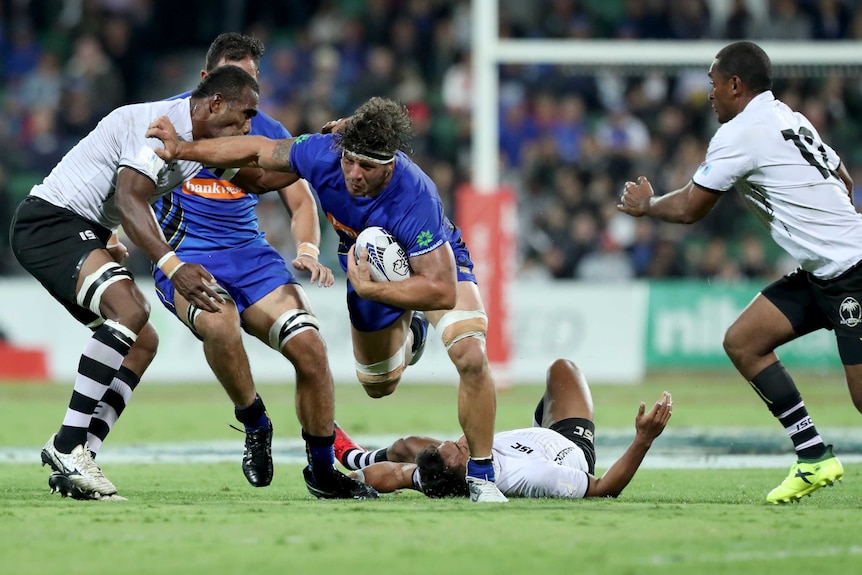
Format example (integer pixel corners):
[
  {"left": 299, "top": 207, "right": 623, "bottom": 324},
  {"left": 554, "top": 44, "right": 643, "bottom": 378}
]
[{"left": 79, "top": 230, "right": 99, "bottom": 241}]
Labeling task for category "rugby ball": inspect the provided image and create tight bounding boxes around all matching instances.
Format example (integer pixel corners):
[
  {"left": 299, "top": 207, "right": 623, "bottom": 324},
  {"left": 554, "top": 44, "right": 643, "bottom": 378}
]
[{"left": 354, "top": 226, "right": 411, "bottom": 282}]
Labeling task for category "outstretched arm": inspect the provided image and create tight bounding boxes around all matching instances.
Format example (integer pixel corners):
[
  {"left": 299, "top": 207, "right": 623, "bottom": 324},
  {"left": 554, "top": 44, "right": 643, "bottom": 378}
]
[
  {"left": 350, "top": 462, "right": 419, "bottom": 494},
  {"left": 617, "top": 177, "right": 720, "bottom": 224},
  {"left": 585, "top": 391, "right": 673, "bottom": 498},
  {"left": 146, "top": 116, "right": 298, "bottom": 173},
  {"left": 230, "top": 167, "right": 300, "bottom": 194}
]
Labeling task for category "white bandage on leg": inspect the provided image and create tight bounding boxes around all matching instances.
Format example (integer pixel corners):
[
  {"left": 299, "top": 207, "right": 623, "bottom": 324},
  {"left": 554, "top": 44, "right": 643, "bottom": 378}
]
[
  {"left": 103, "top": 318, "right": 138, "bottom": 344},
  {"left": 355, "top": 342, "right": 409, "bottom": 386},
  {"left": 267, "top": 308, "right": 321, "bottom": 351},
  {"left": 435, "top": 310, "right": 488, "bottom": 350},
  {"left": 76, "top": 262, "right": 134, "bottom": 317},
  {"left": 186, "top": 284, "right": 232, "bottom": 336}
]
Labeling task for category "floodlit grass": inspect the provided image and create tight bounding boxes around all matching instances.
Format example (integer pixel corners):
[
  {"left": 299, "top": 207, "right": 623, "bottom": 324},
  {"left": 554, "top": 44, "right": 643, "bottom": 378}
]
[
  {"left": 1, "top": 373, "right": 860, "bottom": 575},
  {"left": 0, "top": 462, "right": 859, "bottom": 575}
]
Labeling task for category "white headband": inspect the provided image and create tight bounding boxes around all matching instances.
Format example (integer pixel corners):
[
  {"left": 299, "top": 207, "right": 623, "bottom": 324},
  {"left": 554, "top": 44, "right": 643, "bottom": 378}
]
[{"left": 342, "top": 149, "right": 395, "bottom": 164}]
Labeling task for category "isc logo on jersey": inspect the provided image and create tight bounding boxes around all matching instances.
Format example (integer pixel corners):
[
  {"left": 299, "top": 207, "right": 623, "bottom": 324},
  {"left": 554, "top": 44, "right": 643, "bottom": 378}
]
[{"left": 354, "top": 226, "right": 412, "bottom": 282}]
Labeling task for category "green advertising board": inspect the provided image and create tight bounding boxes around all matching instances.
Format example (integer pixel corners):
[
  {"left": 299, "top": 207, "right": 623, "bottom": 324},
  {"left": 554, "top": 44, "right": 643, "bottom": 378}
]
[{"left": 646, "top": 280, "right": 842, "bottom": 371}]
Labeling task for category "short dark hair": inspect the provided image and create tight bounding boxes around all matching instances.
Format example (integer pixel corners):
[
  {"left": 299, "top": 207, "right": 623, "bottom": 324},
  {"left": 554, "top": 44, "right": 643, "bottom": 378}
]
[
  {"left": 714, "top": 41, "right": 772, "bottom": 94},
  {"left": 205, "top": 33, "right": 264, "bottom": 72},
  {"left": 415, "top": 445, "right": 469, "bottom": 498},
  {"left": 191, "top": 64, "right": 259, "bottom": 102},
  {"left": 337, "top": 97, "right": 413, "bottom": 158}
]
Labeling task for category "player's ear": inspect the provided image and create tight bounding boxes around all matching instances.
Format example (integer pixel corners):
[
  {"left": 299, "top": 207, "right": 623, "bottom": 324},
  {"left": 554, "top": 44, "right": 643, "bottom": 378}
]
[{"left": 209, "top": 93, "right": 224, "bottom": 114}]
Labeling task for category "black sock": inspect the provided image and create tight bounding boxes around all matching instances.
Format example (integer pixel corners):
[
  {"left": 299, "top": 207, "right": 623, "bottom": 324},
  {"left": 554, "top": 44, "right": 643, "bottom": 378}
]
[
  {"left": 303, "top": 429, "right": 336, "bottom": 477},
  {"left": 234, "top": 395, "right": 270, "bottom": 431},
  {"left": 750, "top": 361, "right": 826, "bottom": 460}
]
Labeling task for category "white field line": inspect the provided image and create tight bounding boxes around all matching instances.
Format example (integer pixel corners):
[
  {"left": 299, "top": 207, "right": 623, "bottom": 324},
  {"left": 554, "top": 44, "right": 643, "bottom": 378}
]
[
  {"left": 2, "top": 428, "right": 860, "bottom": 469},
  {"left": 649, "top": 545, "right": 862, "bottom": 566}
]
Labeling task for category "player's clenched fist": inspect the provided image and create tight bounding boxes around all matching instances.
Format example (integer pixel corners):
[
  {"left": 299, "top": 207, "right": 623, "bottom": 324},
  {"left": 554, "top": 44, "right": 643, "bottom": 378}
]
[{"left": 617, "top": 176, "right": 655, "bottom": 217}]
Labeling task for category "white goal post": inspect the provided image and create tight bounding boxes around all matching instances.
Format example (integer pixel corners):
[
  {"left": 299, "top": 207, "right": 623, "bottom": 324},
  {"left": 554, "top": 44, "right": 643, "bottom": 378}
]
[
  {"left": 470, "top": 0, "right": 862, "bottom": 190},
  {"left": 467, "top": 0, "right": 862, "bottom": 380}
]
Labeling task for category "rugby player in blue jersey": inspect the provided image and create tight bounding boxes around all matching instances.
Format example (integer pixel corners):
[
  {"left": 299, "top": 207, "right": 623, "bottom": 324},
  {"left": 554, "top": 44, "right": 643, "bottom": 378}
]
[
  {"left": 99, "top": 33, "right": 375, "bottom": 500},
  {"left": 147, "top": 97, "right": 508, "bottom": 502}
]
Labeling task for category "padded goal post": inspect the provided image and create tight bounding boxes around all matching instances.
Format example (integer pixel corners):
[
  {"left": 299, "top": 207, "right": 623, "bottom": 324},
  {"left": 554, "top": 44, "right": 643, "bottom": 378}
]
[{"left": 468, "top": 0, "right": 862, "bottom": 380}]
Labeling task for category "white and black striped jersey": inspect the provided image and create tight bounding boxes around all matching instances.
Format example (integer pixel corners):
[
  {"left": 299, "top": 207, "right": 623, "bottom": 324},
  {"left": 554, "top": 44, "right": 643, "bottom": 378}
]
[
  {"left": 492, "top": 427, "right": 590, "bottom": 499},
  {"left": 692, "top": 91, "right": 862, "bottom": 280},
  {"left": 30, "top": 98, "right": 202, "bottom": 230}
]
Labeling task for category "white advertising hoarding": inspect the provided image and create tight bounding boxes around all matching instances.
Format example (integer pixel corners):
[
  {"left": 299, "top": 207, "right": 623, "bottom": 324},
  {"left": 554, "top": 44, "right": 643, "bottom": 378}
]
[{"left": 0, "top": 279, "right": 646, "bottom": 385}]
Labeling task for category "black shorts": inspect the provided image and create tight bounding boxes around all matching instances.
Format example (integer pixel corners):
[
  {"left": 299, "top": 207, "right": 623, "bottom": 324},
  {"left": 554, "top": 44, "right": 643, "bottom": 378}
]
[
  {"left": 763, "top": 264, "right": 862, "bottom": 364},
  {"left": 549, "top": 417, "right": 596, "bottom": 474},
  {"left": 10, "top": 196, "right": 113, "bottom": 325}
]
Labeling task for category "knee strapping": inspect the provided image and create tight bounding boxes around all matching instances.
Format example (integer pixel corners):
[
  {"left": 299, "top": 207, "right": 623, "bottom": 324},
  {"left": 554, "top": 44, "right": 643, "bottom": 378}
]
[
  {"left": 355, "top": 345, "right": 408, "bottom": 386},
  {"left": 436, "top": 310, "right": 488, "bottom": 349},
  {"left": 268, "top": 308, "right": 320, "bottom": 351},
  {"left": 77, "top": 262, "right": 134, "bottom": 318},
  {"left": 186, "top": 284, "right": 232, "bottom": 337},
  {"left": 102, "top": 318, "right": 138, "bottom": 345}
]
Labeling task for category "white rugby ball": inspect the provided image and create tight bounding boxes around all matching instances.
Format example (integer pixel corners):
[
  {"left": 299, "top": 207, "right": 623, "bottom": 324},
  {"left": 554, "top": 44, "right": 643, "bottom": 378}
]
[{"left": 354, "top": 226, "right": 412, "bottom": 282}]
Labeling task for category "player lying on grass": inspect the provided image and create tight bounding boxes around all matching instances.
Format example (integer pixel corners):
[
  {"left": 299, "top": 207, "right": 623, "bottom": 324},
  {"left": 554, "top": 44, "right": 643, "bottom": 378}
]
[{"left": 334, "top": 358, "right": 673, "bottom": 498}]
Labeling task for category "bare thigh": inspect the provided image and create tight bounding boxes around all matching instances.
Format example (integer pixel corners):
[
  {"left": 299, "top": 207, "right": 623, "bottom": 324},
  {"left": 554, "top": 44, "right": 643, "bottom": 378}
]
[
  {"left": 351, "top": 310, "right": 412, "bottom": 364},
  {"left": 540, "top": 359, "right": 594, "bottom": 426},
  {"left": 425, "top": 281, "right": 485, "bottom": 327},
  {"left": 78, "top": 249, "right": 150, "bottom": 331},
  {"left": 241, "top": 283, "right": 312, "bottom": 342}
]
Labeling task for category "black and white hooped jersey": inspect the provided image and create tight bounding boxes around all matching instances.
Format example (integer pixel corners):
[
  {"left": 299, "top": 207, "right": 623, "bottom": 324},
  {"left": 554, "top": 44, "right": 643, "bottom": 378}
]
[
  {"left": 30, "top": 98, "right": 202, "bottom": 230},
  {"left": 491, "top": 427, "right": 590, "bottom": 499},
  {"left": 693, "top": 91, "right": 862, "bottom": 279}
]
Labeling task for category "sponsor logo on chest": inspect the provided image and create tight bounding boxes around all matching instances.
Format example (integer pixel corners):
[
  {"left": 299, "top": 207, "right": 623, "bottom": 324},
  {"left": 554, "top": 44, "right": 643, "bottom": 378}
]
[{"left": 182, "top": 178, "right": 246, "bottom": 199}]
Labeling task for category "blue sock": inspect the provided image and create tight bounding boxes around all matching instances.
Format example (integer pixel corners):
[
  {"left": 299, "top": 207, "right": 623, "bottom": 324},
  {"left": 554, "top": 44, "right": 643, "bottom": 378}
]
[
  {"left": 467, "top": 457, "right": 495, "bottom": 482},
  {"left": 302, "top": 429, "right": 336, "bottom": 477},
  {"left": 234, "top": 395, "right": 271, "bottom": 432}
]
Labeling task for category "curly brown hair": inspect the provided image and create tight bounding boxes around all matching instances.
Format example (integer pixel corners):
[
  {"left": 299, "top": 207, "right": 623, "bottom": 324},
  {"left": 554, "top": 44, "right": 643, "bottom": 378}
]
[{"left": 337, "top": 97, "right": 413, "bottom": 159}]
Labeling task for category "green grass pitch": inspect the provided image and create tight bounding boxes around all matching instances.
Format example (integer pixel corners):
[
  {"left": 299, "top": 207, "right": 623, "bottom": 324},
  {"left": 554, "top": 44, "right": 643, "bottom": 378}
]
[{"left": 1, "top": 372, "right": 859, "bottom": 575}]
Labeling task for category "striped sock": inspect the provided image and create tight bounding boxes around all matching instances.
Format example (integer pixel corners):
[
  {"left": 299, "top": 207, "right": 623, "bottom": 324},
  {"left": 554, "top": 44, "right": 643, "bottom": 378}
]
[
  {"left": 54, "top": 322, "right": 134, "bottom": 453},
  {"left": 343, "top": 447, "right": 388, "bottom": 470},
  {"left": 749, "top": 361, "right": 826, "bottom": 460},
  {"left": 775, "top": 400, "right": 825, "bottom": 460},
  {"left": 87, "top": 366, "right": 140, "bottom": 456}
]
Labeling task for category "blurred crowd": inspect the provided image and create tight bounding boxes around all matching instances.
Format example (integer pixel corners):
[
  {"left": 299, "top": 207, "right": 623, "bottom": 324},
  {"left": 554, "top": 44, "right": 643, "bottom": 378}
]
[{"left": 2, "top": 0, "right": 862, "bottom": 282}]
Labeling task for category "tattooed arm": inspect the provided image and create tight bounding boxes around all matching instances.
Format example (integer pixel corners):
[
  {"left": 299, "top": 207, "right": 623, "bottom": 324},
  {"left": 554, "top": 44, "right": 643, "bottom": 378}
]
[{"left": 146, "top": 116, "right": 297, "bottom": 173}]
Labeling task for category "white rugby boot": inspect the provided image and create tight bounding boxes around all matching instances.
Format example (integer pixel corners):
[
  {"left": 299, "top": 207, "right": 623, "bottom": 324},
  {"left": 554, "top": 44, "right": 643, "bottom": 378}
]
[
  {"left": 467, "top": 477, "right": 509, "bottom": 503},
  {"left": 41, "top": 434, "right": 118, "bottom": 498}
]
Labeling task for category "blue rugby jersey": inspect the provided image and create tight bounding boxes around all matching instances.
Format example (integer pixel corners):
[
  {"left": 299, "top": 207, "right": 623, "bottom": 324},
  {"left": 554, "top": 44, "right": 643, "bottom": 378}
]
[
  {"left": 288, "top": 133, "right": 450, "bottom": 272},
  {"left": 152, "top": 92, "right": 291, "bottom": 254}
]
